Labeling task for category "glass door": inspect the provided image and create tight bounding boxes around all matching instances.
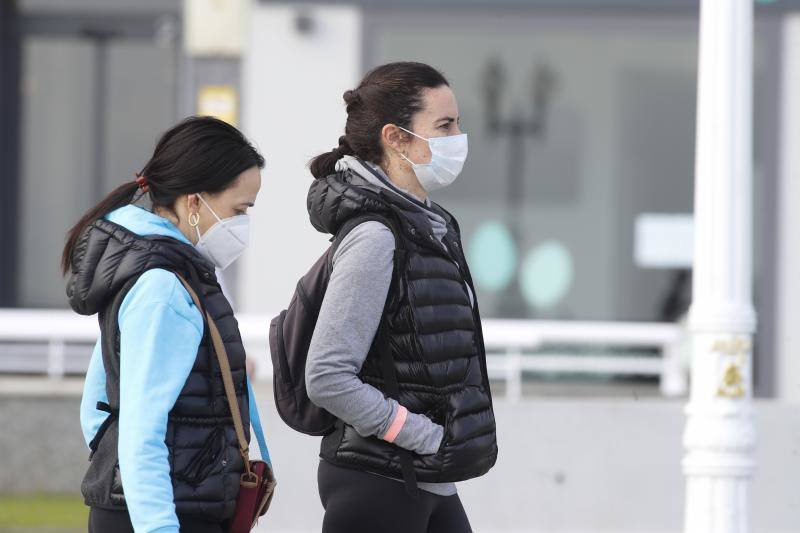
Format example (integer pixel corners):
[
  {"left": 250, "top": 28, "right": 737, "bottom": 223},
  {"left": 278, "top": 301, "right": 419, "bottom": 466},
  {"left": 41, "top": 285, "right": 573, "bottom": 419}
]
[{"left": 17, "top": 11, "right": 181, "bottom": 307}]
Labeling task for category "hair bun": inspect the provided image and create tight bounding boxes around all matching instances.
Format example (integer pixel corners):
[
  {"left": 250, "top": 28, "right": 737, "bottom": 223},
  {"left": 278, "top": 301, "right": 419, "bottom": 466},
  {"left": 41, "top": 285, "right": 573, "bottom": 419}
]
[{"left": 343, "top": 89, "right": 361, "bottom": 106}]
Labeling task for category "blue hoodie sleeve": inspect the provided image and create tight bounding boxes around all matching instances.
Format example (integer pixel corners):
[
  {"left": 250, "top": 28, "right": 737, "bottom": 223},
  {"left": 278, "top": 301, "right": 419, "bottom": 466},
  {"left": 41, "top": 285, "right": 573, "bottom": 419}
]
[{"left": 117, "top": 268, "right": 204, "bottom": 533}]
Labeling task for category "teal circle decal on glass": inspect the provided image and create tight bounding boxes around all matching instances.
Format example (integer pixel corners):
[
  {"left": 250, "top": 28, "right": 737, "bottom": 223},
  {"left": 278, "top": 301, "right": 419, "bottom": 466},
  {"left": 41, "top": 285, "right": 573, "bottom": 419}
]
[
  {"left": 520, "top": 240, "right": 574, "bottom": 310},
  {"left": 467, "top": 221, "right": 517, "bottom": 292}
]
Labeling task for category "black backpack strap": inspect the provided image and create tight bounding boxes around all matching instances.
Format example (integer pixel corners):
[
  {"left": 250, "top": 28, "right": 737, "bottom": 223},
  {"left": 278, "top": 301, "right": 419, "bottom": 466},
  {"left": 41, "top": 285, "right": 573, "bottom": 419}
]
[
  {"left": 329, "top": 213, "right": 408, "bottom": 305},
  {"left": 328, "top": 214, "right": 417, "bottom": 497},
  {"left": 329, "top": 213, "right": 403, "bottom": 266}
]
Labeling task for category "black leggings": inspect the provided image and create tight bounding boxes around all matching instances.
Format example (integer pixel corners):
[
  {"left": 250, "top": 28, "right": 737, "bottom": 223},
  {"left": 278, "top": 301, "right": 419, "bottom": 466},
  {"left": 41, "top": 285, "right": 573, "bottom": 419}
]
[
  {"left": 318, "top": 460, "right": 473, "bottom": 533},
  {"left": 88, "top": 507, "right": 224, "bottom": 533}
]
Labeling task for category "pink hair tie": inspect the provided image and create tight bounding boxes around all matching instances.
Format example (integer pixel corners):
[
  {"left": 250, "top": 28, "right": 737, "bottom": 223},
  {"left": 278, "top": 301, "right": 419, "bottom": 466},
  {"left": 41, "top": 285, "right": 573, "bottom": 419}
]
[{"left": 134, "top": 172, "right": 149, "bottom": 192}]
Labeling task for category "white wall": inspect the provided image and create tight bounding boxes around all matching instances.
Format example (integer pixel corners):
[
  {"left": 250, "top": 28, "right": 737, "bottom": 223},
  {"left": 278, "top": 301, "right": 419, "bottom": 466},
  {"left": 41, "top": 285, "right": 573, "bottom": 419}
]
[
  {"left": 777, "top": 15, "right": 800, "bottom": 404},
  {"left": 239, "top": 2, "right": 362, "bottom": 314},
  {"left": 6, "top": 390, "right": 797, "bottom": 532},
  {"left": 248, "top": 395, "right": 796, "bottom": 532}
]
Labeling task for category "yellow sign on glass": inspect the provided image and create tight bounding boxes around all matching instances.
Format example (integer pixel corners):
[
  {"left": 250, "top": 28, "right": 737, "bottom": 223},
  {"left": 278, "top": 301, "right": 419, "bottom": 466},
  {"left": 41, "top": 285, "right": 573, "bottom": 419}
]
[{"left": 197, "top": 85, "right": 238, "bottom": 126}]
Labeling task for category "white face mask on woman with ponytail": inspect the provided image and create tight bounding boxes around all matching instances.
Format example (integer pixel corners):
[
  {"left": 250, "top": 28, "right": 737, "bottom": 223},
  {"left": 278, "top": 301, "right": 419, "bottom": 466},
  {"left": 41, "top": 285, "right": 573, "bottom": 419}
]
[
  {"left": 182, "top": 166, "right": 261, "bottom": 271},
  {"left": 192, "top": 193, "right": 250, "bottom": 270}
]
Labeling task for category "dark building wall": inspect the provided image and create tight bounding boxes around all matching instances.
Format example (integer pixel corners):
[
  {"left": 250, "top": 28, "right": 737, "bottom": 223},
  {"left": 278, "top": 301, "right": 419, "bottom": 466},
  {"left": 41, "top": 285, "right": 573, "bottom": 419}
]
[{"left": 0, "top": 0, "right": 20, "bottom": 307}]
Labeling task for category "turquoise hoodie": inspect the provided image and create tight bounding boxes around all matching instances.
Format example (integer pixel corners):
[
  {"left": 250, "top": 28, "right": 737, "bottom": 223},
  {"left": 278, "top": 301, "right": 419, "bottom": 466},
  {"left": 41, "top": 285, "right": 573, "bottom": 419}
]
[{"left": 80, "top": 204, "right": 269, "bottom": 533}]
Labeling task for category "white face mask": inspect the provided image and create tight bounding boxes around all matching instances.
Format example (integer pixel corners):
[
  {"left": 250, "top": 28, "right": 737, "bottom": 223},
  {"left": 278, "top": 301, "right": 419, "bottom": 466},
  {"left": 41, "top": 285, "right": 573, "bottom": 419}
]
[
  {"left": 193, "top": 194, "right": 250, "bottom": 270},
  {"left": 397, "top": 126, "right": 469, "bottom": 192}
]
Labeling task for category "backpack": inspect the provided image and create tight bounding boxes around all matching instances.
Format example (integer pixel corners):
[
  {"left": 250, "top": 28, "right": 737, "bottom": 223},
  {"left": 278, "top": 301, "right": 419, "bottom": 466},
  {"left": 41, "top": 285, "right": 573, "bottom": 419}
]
[{"left": 268, "top": 213, "right": 402, "bottom": 436}]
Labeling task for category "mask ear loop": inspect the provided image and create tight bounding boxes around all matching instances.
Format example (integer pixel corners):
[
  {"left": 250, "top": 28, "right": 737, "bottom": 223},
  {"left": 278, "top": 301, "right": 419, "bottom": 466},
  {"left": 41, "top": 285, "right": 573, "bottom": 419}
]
[
  {"left": 193, "top": 193, "right": 224, "bottom": 245},
  {"left": 398, "top": 151, "right": 417, "bottom": 166},
  {"left": 393, "top": 125, "right": 424, "bottom": 167},
  {"left": 196, "top": 193, "right": 224, "bottom": 224},
  {"left": 197, "top": 193, "right": 248, "bottom": 247},
  {"left": 397, "top": 125, "right": 429, "bottom": 142}
]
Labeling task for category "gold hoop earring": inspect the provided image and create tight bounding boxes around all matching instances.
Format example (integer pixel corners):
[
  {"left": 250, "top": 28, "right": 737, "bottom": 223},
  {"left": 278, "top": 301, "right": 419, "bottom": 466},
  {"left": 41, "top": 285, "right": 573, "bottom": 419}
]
[{"left": 189, "top": 212, "right": 200, "bottom": 227}]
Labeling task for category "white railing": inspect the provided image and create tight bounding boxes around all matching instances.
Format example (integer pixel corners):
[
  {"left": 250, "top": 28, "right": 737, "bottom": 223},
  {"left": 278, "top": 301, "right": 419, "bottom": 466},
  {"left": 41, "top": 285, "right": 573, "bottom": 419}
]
[
  {"left": 482, "top": 319, "right": 687, "bottom": 399},
  {"left": 0, "top": 309, "right": 688, "bottom": 399}
]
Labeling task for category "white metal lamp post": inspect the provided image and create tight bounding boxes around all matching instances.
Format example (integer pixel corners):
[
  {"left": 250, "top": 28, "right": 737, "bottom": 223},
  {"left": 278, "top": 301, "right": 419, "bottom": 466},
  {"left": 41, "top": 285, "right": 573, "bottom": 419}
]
[{"left": 683, "top": 0, "right": 757, "bottom": 531}]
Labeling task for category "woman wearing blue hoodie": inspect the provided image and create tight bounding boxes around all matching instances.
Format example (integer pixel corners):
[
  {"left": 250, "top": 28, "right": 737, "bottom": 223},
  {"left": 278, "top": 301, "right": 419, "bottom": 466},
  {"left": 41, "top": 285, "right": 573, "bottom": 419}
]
[{"left": 62, "top": 116, "right": 269, "bottom": 533}]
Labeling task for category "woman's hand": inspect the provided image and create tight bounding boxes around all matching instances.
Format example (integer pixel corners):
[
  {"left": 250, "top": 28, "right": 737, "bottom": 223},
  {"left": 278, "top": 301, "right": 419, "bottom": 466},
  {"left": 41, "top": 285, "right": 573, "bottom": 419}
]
[{"left": 389, "top": 408, "right": 444, "bottom": 456}]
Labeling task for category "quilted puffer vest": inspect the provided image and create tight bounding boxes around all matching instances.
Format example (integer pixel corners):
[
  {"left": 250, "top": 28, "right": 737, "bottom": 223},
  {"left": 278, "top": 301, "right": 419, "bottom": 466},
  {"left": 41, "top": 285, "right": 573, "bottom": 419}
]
[
  {"left": 308, "top": 171, "right": 498, "bottom": 483},
  {"left": 67, "top": 217, "right": 249, "bottom": 520}
]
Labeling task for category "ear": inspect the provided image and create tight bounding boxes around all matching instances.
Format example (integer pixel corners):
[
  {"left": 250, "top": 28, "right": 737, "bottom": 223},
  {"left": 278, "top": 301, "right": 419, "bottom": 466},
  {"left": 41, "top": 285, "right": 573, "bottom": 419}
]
[
  {"left": 186, "top": 193, "right": 201, "bottom": 214},
  {"left": 381, "top": 124, "right": 409, "bottom": 156}
]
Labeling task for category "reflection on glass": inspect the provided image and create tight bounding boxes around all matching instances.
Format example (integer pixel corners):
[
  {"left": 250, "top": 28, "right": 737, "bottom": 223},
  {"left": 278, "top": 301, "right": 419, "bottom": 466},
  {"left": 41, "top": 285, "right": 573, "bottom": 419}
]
[
  {"left": 368, "top": 12, "right": 768, "bottom": 321},
  {"left": 468, "top": 220, "right": 517, "bottom": 292},
  {"left": 520, "top": 241, "right": 574, "bottom": 310}
]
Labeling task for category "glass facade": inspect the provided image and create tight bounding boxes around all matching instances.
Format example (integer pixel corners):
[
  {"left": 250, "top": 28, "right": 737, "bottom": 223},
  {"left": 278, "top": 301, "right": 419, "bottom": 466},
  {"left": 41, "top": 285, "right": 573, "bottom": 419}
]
[
  {"left": 15, "top": 5, "right": 181, "bottom": 307},
  {"left": 364, "top": 10, "right": 778, "bottom": 324}
]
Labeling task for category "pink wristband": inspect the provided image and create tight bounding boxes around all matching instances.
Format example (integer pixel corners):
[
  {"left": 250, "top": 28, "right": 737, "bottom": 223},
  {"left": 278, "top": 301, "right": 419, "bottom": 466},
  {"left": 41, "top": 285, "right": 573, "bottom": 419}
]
[{"left": 382, "top": 405, "right": 408, "bottom": 443}]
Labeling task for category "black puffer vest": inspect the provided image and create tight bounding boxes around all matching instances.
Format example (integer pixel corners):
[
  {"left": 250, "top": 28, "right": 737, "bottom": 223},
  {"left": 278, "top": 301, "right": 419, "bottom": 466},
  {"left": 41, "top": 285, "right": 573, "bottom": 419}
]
[
  {"left": 67, "top": 217, "right": 249, "bottom": 520},
  {"left": 308, "top": 171, "right": 498, "bottom": 483}
]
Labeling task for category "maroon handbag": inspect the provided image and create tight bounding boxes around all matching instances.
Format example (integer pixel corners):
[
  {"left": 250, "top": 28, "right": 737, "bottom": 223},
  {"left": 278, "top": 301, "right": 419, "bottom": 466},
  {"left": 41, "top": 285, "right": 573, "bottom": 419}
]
[
  {"left": 230, "top": 460, "right": 275, "bottom": 532},
  {"left": 178, "top": 276, "right": 277, "bottom": 532}
]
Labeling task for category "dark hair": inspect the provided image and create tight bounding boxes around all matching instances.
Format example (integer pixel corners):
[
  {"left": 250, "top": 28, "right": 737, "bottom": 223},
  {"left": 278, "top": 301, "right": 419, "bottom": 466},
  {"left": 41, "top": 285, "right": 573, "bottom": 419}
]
[
  {"left": 309, "top": 61, "right": 449, "bottom": 179},
  {"left": 61, "top": 115, "right": 265, "bottom": 274}
]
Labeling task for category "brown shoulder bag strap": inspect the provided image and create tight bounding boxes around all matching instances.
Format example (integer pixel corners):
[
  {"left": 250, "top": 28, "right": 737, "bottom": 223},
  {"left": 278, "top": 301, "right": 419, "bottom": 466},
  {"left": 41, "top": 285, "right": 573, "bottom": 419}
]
[{"left": 175, "top": 275, "right": 253, "bottom": 478}]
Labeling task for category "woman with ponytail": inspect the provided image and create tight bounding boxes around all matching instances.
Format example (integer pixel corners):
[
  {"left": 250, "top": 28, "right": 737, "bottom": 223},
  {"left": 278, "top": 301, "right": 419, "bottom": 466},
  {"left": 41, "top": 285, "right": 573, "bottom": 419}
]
[
  {"left": 303, "top": 62, "right": 498, "bottom": 532},
  {"left": 63, "top": 116, "right": 268, "bottom": 532}
]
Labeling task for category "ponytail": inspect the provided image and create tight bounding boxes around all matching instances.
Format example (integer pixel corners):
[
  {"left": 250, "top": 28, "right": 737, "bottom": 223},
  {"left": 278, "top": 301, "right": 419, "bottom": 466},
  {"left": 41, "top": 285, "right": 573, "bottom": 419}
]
[{"left": 61, "top": 180, "right": 140, "bottom": 275}]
